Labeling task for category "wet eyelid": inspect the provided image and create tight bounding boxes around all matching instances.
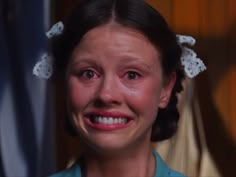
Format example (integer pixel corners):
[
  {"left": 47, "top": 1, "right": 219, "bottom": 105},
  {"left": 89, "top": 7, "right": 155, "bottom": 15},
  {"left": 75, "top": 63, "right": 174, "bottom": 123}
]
[
  {"left": 121, "top": 70, "right": 142, "bottom": 80},
  {"left": 78, "top": 70, "right": 100, "bottom": 81},
  {"left": 80, "top": 68, "right": 100, "bottom": 75},
  {"left": 121, "top": 67, "right": 144, "bottom": 75},
  {"left": 126, "top": 70, "right": 141, "bottom": 75},
  {"left": 71, "top": 66, "right": 100, "bottom": 77}
]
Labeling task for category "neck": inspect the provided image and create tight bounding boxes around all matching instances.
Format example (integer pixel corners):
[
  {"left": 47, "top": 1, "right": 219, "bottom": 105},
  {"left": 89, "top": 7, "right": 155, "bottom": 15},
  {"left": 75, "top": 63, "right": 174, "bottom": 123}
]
[{"left": 82, "top": 144, "right": 155, "bottom": 177}]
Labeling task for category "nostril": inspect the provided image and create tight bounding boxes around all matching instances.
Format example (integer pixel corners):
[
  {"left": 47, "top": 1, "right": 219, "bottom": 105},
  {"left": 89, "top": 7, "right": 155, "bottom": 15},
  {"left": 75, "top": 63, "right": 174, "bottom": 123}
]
[
  {"left": 93, "top": 94, "right": 122, "bottom": 108},
  {"left": 93, "top": 97, "right": 121, "bottom": 107}
]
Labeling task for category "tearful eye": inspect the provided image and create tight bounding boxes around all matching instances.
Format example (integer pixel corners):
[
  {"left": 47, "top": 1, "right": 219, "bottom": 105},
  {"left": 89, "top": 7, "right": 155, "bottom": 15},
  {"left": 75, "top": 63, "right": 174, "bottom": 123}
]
[
  {"left": 79, "top": 70, "right": 98, "bottom": 79},
  {"left": 126, "top": 71, "right": 140, "bottom": 80}
]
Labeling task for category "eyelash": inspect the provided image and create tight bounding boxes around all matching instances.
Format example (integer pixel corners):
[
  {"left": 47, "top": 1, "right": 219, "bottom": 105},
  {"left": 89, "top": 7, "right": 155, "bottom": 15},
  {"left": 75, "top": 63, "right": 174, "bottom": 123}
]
[
  {"left": 125, "top": 71, "right": 141, "bottom": 80},
  {"left": 78, "top": 69, "right": 99, "bottom": 79},
  {"left": 76, "top": 69, "right": 141, "bottom": 81}
]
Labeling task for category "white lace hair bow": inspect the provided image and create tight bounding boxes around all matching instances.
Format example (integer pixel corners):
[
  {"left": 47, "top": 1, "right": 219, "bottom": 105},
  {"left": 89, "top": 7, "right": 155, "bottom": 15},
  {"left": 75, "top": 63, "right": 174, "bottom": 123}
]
[
  {"left": 33, "top": 22, "right": 206, "bottom": 79},
  {"left": 33, "top": 22, "right": 64, "bottom": 79},
  {"left": 176, "top": 35, "right": 206, "bottom": 78}
]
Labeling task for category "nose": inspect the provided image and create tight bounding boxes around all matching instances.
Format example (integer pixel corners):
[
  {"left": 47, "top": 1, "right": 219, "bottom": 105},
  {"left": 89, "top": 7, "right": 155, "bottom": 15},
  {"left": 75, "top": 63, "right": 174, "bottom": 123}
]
[{"left": 94, "top": 76, "right": 122, "bottom": 107}]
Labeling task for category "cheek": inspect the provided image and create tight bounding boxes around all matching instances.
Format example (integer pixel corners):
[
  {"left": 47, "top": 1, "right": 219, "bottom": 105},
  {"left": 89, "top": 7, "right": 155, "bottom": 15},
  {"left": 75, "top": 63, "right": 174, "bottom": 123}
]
[
  {"left": 67, "top": 78, "right": 93, "bottom": 111},
  {"left": 125, "top": 80, "right": 162, "bottom": 118}
]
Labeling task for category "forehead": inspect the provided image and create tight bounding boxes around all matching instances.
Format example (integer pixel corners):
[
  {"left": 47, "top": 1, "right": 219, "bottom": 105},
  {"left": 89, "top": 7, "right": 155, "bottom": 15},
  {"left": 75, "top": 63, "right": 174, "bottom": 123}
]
[
  {"left": 81, "top": 24, "right": 149, "bottom": 42},
  {"left": 74, "top": 24, "right": 160, "bottom": 59}
]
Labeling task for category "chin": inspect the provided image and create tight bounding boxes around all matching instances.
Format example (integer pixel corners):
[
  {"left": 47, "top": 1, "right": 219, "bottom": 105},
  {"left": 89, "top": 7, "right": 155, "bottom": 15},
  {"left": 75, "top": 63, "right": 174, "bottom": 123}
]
[{"left": 80, "top": 134, "right": 134, "bottom": 155}]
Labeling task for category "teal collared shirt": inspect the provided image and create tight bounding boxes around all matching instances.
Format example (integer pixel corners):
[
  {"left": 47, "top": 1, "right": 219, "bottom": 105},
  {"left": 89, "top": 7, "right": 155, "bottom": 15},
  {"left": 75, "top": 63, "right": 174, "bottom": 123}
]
[{"left": 50, "top": 151, "right": 186, "bottom": 177}]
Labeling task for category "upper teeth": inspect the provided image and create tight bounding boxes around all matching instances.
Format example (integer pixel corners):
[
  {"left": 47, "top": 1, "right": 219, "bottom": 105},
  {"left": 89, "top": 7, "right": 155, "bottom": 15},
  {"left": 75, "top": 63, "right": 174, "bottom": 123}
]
[{"left": 94, "top": 117, "right": 128, "bottom": 124}]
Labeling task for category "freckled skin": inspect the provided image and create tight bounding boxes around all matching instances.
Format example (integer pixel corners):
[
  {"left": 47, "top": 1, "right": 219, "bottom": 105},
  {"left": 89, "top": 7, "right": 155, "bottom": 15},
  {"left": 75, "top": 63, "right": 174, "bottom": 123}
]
[{"left": 67, "top": 24, "right": 175, "bottom": 154}]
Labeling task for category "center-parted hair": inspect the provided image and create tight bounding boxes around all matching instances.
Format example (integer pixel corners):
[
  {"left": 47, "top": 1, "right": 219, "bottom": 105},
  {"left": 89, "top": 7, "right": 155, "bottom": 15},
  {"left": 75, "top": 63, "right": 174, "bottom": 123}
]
[{"left": 52, "top": 0, "right": 185, "bottom": 142}]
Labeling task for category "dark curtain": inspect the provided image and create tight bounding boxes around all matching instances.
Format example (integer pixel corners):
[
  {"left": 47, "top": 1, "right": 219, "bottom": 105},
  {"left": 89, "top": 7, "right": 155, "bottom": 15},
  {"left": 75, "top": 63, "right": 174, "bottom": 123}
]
[{"left": 0, "top": 0, "right": 55, "bottom": 176}]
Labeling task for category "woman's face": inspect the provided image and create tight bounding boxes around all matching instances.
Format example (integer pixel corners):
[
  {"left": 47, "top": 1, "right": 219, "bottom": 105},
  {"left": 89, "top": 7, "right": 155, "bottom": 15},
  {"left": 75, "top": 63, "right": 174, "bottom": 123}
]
[{"left": 67, "top": 25, "right": 175, "bottom": 153}]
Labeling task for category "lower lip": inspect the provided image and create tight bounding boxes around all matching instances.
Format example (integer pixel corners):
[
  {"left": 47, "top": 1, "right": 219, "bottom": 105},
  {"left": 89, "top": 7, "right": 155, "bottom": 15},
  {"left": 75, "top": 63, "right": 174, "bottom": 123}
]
[{"left": 84, "top": 118, "right": 133, "bottom": 131}]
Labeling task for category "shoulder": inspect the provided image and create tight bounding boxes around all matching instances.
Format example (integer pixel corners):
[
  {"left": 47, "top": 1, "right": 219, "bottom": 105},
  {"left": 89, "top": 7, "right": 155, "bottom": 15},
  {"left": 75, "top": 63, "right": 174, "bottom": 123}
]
[
  {"left": 49, "top": 151, "right": 186, "bottom": 177},
  {"left": 153, "top": 151, "right": 187, "bottom": 177},
  {"left": 49, "top": 163, "right": 81, "bottom": 177}
]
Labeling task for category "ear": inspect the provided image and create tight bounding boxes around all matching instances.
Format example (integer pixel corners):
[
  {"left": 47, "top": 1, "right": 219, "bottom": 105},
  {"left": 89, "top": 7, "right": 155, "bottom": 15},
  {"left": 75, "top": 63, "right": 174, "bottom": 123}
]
[{"left": 158, "top": 72, "right": 176, "bottom": 108}]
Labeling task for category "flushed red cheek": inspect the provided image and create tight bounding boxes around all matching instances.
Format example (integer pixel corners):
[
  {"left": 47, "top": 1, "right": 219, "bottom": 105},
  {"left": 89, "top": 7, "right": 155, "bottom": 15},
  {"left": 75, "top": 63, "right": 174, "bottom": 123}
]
[
  {"left": 127, "top": 83, "right": 160, "bottom": 104},
  {"left": 125, "top": 89, "right": 159, "bottom": 118}
]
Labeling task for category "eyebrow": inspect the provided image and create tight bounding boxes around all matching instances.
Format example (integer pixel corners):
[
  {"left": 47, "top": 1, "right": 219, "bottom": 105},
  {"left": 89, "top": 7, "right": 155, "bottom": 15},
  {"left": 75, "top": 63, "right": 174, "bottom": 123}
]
[
  {"left": 71, "top": 54, "right": 99, "bottom": 64},
  {"left": 70, "top": 54, "right": 155, "bottom": 70},
  {"left": 118, "top": 55, "right": 153, "bottom": 70}
]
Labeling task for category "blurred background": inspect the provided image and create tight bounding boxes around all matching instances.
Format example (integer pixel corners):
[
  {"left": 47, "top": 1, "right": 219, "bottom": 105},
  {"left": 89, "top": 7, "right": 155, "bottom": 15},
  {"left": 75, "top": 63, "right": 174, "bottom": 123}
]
[{"left": 0, "top": 0, "right": 235, "bottom": 177}]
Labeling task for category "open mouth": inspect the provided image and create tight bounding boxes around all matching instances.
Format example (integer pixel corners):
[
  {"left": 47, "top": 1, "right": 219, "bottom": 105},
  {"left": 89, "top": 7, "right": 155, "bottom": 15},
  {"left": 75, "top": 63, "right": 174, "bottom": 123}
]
[
  {"left": 89, "top": 115, "right": 129, "bottom": 125},
  {"left": 84, "top": 112, "right": 133, "bottom": 130}
]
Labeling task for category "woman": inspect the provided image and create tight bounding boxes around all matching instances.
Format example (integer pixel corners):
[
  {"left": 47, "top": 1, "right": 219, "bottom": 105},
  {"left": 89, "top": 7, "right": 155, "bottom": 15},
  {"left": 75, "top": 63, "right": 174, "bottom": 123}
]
[{"left": 50, "top": 0, "right": 187, "bottom": 176}]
